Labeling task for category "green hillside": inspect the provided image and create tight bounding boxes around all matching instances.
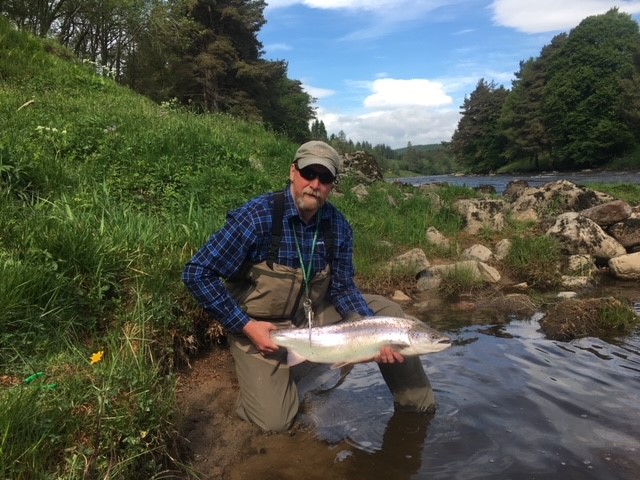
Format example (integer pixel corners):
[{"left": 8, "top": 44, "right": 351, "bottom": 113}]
[{"left": 0, "top": 18, "right": 299, "bottom": 478}]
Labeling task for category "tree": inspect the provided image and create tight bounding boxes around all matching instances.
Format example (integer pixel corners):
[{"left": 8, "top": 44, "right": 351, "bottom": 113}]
[
  {"left": 499, "top": 34, "right": 566, "bottom": 170},
  {"left": 449, "top": 79, "right": 509, "bottom": 172},
  {"left": 310, "top": 119, "right": 328, "bottom": 141},
  {"left": 543, "top": 8, "right": 640, "bottom": 169}
]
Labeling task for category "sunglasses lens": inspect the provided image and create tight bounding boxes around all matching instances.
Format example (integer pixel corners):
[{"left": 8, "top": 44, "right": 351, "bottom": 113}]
[{"left": 297, "top": 165, "right": 334, "bottom": 184}]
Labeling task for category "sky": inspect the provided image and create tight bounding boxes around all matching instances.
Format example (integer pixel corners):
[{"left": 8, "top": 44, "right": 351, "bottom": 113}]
[{"left": 258, "top": 0, "right": 640, "bottom": 149}]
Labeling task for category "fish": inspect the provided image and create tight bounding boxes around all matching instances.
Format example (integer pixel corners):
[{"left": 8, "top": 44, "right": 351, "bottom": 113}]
[{"left": 270, "top": 316, "right": 451, "bottom": 368}]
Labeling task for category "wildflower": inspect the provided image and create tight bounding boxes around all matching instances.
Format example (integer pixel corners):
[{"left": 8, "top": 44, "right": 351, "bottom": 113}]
[{"left": 90, "top": 350, "right": 104, "bottom": 365}]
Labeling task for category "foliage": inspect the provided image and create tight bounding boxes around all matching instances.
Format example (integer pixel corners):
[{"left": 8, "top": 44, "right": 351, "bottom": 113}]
[
  {"left": 449, "top": 79, "right": 509, "bottom": 173},
  {"left": 452, "top": 8, "right": 640, "bottom": 173},
  {"left": 503, "top": 235, "right": 562, "bottom": 290},
  {"left": 1, "top": 0, "right": 316, "bottom": 144},
  {"left": 0, "top": 20, "right": 294, "bottom": 477},
  {"left": 540, "top": 297, "right": 639, "bottom": 340},
  {"left": 436, "top": 265, "right": 483, "bottom": 299},
  {"left": 542, "top": 9, "right": 640, "bottom": 169}
]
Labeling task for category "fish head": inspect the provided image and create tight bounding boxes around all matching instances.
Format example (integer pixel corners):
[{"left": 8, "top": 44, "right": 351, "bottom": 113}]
[{"left": 409, "top": 322, "right": 451, "bottom": 354}]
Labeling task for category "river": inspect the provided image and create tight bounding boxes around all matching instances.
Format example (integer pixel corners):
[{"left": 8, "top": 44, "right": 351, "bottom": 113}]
[
  {"left": 232, "top": 303, "right": 640, "bottom": 480},
  {"left": 392, "top": 170, "right": 640, "bottom": 195}
]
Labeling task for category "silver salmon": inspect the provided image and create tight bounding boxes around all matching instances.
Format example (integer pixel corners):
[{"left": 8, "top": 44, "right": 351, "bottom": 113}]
[{"left": 270, "top": 316, "right": 451, "bottom": 367}]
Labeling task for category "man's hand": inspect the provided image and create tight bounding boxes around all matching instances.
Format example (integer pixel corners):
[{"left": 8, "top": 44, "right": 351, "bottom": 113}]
[
  {"left": 243, "top": 320, "right": 279, "bottom": 356},
  {"left": 374, "top": 346, "right": 405, "bottom": 364}
]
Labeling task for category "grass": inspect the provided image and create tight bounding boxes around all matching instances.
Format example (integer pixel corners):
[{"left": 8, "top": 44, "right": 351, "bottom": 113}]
[
  {"left": 584, "top": 183, "right": 640, "bottom": 205},
  {"left": 503, "top": 235, "right": 563, "bottom": 290},
  {"left": 437, "top": 264, "right": 483, "bottom": 298}
]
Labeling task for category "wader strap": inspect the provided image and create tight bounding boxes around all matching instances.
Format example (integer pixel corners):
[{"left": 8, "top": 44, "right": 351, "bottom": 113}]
[
  {"left": 266, "top": 191, "right": 285, "bottom": 269},
  {"left": 265, "top": 190, "right": 334, "bottom": 269},
  {"left": 321, "top": 218, "right": 333, "bottom": 266}
]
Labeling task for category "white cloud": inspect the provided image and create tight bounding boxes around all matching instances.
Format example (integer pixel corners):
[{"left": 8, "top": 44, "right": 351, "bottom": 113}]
[
  {"left": 266, "top": 0, "right": 448, "bottom": 11},
  {"left": 319, "top": 106, "right": 460, "bottom": 148},
  {"left": 364, "top": 78, "right": 453, "bottom": 109},
  {"left": 316, "top": 77, "right": 459, "bottom": 148},
  {"left": 264, "top": 42, "right": 292, "bottom": 52},
  {"left": 491, "top": 0, "right": 640, "bottom": 33},
  {"left": 302, "top": 84, "right": 335, "bottom": 99}
]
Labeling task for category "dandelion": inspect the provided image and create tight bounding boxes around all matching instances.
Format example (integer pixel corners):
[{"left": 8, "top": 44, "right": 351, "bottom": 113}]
[{"left": 90, "top": 350, "right": 104, "bottom": 365}]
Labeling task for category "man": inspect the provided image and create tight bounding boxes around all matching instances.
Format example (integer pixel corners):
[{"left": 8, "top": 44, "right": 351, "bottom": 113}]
[{"left": 182, "top": 140, "right": 435, "bottom": 432}]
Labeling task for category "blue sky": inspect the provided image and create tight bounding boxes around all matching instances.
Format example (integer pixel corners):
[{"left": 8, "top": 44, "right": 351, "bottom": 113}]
[{"left": 258, "top": 0, "right": 640, "bottom": 148}]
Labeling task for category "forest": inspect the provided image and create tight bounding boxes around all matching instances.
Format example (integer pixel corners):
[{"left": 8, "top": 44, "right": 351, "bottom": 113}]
[{"left": 449, "top": 9, "right": 640, "bottom": 174}]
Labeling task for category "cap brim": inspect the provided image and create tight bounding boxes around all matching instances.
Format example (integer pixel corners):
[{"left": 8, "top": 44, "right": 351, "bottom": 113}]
[{"left": 296, "top": 158, "right": 337, "bottom": 176}]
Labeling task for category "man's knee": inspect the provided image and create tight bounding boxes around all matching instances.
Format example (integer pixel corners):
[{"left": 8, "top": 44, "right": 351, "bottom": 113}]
[
  {"left": 236, "top": 397, "right": 298, "bottom": 432},
  {"left": 378, "top": 357, "right": 436, "bottom": 413},
  {"left": 363, "top": 294, "right": 405, "bottom": 317}
]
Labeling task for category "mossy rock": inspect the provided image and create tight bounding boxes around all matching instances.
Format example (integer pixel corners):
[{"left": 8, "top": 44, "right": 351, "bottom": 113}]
[{"left": 540, "top": 297, "right": 639, "bottom": 340}]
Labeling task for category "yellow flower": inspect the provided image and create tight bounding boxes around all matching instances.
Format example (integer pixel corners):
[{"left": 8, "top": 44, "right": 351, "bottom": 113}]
[{"left": 90, "top": 350, "right": 104, "bottom": 365}]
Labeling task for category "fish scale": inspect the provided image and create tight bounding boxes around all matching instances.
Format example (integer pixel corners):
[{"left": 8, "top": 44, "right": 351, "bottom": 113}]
[{"left": 270, "top": 316, "right": 451, "bottom": 367}]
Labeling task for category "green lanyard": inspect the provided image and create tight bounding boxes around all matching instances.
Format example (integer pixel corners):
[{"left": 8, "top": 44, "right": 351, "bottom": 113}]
[
  {"left": 293, "top": 214, "right": 320, "bottom": 335},
  {"left": 292, "top": 213, "right": 321, "bottom": 298}
]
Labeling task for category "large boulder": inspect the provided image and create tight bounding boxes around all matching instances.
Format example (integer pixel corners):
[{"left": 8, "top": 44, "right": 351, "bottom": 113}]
[
  {"left": 511, "top": 180, "right": 614, "bottom": 216},
  {"left": 341, "top": 151, "right": 384, "bottom": 184},
  {"left": 579, "top": 200, "right": 632, "bottom": 226},
  {"left": 546, "top": 212, "right": 626, "bottom": 260},
  {"left": 608, "top": 252, "right": 640, "bottom": 280},
  {"left": 453, "top": 199, "right": 508, "bottom": 234},
  {"left": 607, "top": 218, "right": 640, "bottom": 249}
]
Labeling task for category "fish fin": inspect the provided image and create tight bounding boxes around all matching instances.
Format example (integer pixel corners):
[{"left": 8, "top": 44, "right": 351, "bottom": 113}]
[{"left": 286, "top": 349, "right": 307, "bottom": 367}]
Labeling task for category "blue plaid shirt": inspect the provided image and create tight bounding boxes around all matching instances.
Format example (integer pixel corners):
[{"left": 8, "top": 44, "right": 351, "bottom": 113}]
[{"left": 182, "top": 187, "right": 373, "bottom": 333}]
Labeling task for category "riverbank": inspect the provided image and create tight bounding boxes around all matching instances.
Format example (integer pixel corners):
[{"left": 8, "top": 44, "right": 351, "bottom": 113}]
[{"left": 389, "top": 169, "right": 640, "bottom": 195}]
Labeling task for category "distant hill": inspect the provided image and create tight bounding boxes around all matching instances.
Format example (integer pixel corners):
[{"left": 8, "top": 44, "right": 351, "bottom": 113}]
[{"left": 393, "top": 143, "right": 445, "bottom": 155}]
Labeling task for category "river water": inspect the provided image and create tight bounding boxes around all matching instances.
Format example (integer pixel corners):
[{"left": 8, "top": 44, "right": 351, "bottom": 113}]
[
  {"left": 393, "top": 170, "right": 640, "bottom": 195},
  {"left": 288, "top": 309, "right": 640, "bottom": 480}
]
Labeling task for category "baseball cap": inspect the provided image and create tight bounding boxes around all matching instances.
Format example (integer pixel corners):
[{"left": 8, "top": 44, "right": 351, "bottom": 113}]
[{"left": 293, "top": 141, "right": 342, "bottom": 176}]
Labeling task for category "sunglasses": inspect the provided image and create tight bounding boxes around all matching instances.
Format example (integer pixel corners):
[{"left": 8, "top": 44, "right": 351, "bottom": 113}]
[{"left": 295, "top": 164, "right": 335, "bottom": 185}]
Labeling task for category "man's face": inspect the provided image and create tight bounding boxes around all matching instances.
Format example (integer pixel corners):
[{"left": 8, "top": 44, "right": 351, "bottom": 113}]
[{"left": 289, "top": 163, "right": 335, "bottom": 219}]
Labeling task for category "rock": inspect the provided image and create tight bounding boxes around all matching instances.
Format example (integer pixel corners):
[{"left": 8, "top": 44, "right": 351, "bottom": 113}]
[
  {"left": 579, "top": 200, "right": 632, "bottom": 226},
  {"left": 511, "top": 208, "right": 538, "bottom": 223},
  {"left": 453, "top": 198, "right": 507, "bottom": 234},
  {"left": 540, "top": 297, "right": 637, "bottom": 340},
  {"left": 415, "top": 273, "right": 441, "bottom": 291},
  {"left": 565, "top": 254, "right": 596, "bottom": 275},
  {"left": 476, "top": 293, "right": 537, "bottom": 319},
  {"left": 502, "top": 180, "right": 529, "bottom": 201},
  {"left": 427, "top": 260, "right": 501, "bottom": 284},
  {"left": 341, "top": 151, "right": 384, "bottom": 183},
  {"left": 512, "top": 180, "right": 614, "bottom": 216},
  {"left": 473, "top": 184, "right": 496, "bottom": 195},
  {"left": 608, "top": 252, "right": 640, "bottom": 280},
  {"left": 494, "top": 239, "right": 512, "bottom": 261},
  {"left": 385, "top": 248, "right": 430, "bottom": 276},
  {"left": 391, "top": 290, "right": 412, "bottom": 302},
  {"left": 426, "top": 226, "right": 450, "bottom": 248},
  {"left": 607, "top": 218, "right": 640, "bottom": 248},
  {"left": 350, "top": 184, "right": 369, "bottom": 201},
  {"left": 546, "top": 212, "right": 627, "bottom": 260},
  {"left": 557, "top": 291, "right": 578, "bottom": 299},
  {"left": 461, "top": 244, "right": 493, "bottom": 262},
  {"left": 560, "top": 275, "right": 591, "bottom": 288}
]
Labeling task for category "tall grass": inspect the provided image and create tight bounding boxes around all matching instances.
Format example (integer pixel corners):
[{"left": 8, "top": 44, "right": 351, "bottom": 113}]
[
  {"left": 0, "top": 18, "right": 295, "bottom": 477},
  {"left": 504, "top": 235, "right": 562, "bottom": 289}
]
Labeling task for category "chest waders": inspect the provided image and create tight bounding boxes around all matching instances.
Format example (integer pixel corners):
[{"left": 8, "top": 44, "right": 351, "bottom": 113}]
[{"left": 225, "top": 191, "right": 334, "bottom": 325}]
